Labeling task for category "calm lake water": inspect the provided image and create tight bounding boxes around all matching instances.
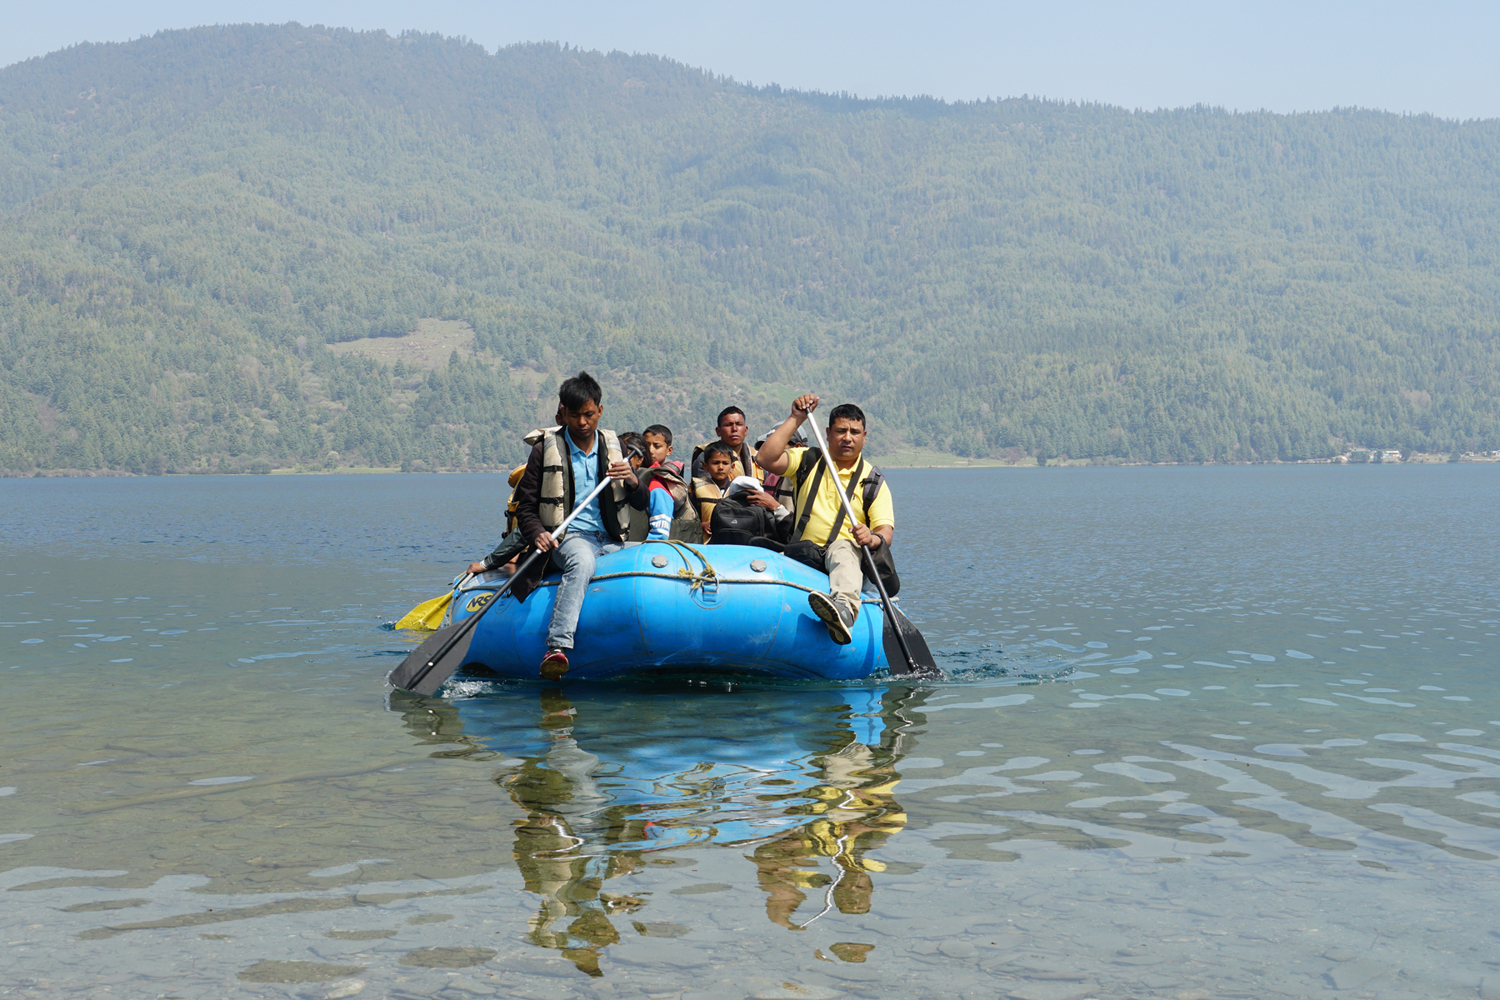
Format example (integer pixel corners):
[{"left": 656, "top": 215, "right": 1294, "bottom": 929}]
[{"left": 2, "top": 466, "right": 1497, "bottom": 1000}]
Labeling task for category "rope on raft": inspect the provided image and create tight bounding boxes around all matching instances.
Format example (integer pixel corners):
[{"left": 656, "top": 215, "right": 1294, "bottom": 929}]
[
  {"left": 460, "top": 539, "right": 883, "bottom": 604},
  {"left": 513, "top": 572, "right": 879, "bottom": 604}
]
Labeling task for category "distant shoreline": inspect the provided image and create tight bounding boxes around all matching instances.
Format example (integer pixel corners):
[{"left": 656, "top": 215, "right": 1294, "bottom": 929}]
[{"left": 6, "top": 453, "right": 1497, "bottom": 478}]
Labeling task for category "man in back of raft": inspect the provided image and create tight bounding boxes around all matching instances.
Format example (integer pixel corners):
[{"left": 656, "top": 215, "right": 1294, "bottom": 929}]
[
  {"left": 755, "top": 395, "right": 894, "bottom": 645},
  {"left": 505, "top": 371, "right": 638, "bottom": 680},
  {"left": 691, "top": 405, "right": 759, "bottom": 483}
]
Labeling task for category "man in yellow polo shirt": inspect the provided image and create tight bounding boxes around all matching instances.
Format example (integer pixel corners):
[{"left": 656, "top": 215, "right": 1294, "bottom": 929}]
[{"left": 755, "top": 394, "right": 894, "bottom": 645}]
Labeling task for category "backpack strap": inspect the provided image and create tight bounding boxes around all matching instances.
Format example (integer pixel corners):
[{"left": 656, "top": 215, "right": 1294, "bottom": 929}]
[
  {"left": 822, "top": 458, "right": 865, "bottom": 547},
  {"left": 792, "top": 453, "right": 867, "bottom": 546},
  {"left": 793, "top": 448, "right": 821, "bottom": 491},
  {"left": 860, "top": 466, "right": 885, "bottom": 523},
  {"left": 791, "top": 459, "right": 825, "bottom": 543}
]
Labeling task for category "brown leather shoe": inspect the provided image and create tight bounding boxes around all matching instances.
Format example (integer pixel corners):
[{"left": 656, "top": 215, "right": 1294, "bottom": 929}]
[{"left": 540, "top": 647, "right": 570, "bottom": 681}]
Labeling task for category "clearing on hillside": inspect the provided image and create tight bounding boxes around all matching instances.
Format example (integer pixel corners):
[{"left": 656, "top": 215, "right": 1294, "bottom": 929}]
[{"left": 327, "top": 319, "right": 476, "bottom": 369}]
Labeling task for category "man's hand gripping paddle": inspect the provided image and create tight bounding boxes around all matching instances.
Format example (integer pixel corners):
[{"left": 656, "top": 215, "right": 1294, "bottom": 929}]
[
  {"left": 802, "top": 406, "right": 943, "bottom": 680},
  {"left": 387, "top": 447, "right": 640, "bottom": 696}
]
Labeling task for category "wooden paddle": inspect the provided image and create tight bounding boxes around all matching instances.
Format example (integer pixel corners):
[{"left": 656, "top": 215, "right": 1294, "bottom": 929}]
[
  {"left": 802, "top": 412, "right": 943, "bottom": 680},
  {"left": 388, "top": 448, "right": 637, "bottom": 696}
]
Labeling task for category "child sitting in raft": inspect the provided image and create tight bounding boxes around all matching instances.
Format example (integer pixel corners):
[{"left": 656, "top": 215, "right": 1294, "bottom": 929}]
[
  {"left": 693, "top": 441, "right": 738, "bottom": 539},
  {"left": 620, "top": 432, "right": 650, "bottom": 541},
  {"left": 620, "top": 432, "right": 646, "bottom": 473},
  {"left": 641, "top": 424, "right": 675, "bottom": 471},
  {"left": 632, "top": 424, "right": 691, "bottom": 541}
]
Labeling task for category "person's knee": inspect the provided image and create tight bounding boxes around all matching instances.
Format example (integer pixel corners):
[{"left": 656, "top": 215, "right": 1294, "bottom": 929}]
[
  {"left": 553, "top": 545, "right": 585, "bottom": 575},
  {"left": 824, "top": 539, "right": 858, "bottom": 570},
  {"left": 559, "top": 539, "right": 602, "bottom": 576}
]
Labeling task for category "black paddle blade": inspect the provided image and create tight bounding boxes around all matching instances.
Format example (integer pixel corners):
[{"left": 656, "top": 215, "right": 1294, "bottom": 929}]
[
  {"left": 882, "top": 603, "right": 943, "bottom": 679},
  {"left": 387, "top": 615, "right": 480, "bottom": 696},
  {"left": 387, "top": 550, "right": 544, "bottom": 696}
]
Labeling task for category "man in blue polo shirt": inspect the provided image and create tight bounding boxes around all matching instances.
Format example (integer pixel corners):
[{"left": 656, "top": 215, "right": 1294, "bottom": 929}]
[{"left": 512, "top": 372, "right": 638, "bottom": 679}]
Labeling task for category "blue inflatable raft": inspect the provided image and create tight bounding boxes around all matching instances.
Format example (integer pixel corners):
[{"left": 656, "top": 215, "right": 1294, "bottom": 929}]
[{"left": 442, "top": 540, "right": 927, "bottom": 682}]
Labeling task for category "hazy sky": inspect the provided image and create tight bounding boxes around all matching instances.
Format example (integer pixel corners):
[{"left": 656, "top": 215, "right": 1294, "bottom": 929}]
[{"left": 5, "top": 1, "right": 1497, "bottom": 120}]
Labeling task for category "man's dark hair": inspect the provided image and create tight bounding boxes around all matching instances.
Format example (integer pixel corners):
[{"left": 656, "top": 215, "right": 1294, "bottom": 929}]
[
  {"left": 559, "top": 371, "right": 602, "bottom": 412},
  {"left": 704, "top": 440, "right": 736, "bottom": 460},
  {"left": 643, "top": 424, "right": 674, "bottom": 446},
  {"left": 827, "top": 403, "right": 866, "bottom": 430},
  {"left": 716, "top": 406, "right": 746, "bottom": 428}
]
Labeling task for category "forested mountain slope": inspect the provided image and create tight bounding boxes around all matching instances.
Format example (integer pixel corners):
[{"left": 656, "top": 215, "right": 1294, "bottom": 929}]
[{"left": 2, "top": 24, "right": 1497, "bottom": 473}]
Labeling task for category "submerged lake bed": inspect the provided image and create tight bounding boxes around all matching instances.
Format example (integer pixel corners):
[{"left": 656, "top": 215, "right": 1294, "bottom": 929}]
[{"left": 2, "top": 466, "right": 1497, "bottom": 999}]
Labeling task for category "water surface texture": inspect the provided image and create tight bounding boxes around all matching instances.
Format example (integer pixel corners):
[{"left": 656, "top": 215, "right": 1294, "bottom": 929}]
[{"left": 3, "top": 466, "right": 1498, "bottom": 1000}]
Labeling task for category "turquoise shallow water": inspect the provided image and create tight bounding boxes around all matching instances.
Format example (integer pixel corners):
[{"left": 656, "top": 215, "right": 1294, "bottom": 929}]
[{"left": 1, "top": 466, "right": 1497, "bottom": 999}]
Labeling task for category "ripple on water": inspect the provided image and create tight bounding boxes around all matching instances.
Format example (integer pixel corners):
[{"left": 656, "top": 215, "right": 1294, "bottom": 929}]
[{"left": 3, "top": 466, "right": 1499, "bottom": 998}]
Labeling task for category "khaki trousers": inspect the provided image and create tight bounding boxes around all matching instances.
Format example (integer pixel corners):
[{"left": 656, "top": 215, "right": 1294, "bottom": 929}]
[{"left": 823, "top": 539, "right": 865, "bottom": 620}]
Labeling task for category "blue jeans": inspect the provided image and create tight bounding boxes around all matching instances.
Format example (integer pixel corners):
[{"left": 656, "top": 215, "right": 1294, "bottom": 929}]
[{"left": 546, "top": 530, "right": 621, "bottom": 651}]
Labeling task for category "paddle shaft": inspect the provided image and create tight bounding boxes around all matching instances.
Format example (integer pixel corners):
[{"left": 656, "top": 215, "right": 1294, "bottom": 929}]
[
  {"left": 801, "top": 413, "right": 933, "bottom": 678},
  {"left": 395, "top": 465, "right": 626, "bottom": 693}
]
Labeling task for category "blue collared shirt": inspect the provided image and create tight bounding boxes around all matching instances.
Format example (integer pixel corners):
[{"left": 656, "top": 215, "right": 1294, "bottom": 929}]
[{"left": 564, "top": 429, "right": 605, "bottom": 536}]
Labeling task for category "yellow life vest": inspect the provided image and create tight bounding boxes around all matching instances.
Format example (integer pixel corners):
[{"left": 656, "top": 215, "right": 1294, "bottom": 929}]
[
  {"left": 504, "top": 461, "right": 529, "bottom": 535},
  {"left": 691, "top": 477, "right": 727, "bottom": 535}
]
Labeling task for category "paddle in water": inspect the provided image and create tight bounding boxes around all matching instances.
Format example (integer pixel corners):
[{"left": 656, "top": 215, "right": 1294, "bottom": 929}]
[
  {"left": 392, "top": 573, "right": 472, "bottom": 631},
  {"left": 802, "top": 406, "right": 943, "bottom": 680},
  {"left": 387, "top": 457, "right": 634, "bottom": 696}
]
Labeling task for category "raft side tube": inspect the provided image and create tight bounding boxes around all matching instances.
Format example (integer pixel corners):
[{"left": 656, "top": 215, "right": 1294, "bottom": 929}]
[{"left": 451, "top": 542, "right": 888, "bottom": 681}]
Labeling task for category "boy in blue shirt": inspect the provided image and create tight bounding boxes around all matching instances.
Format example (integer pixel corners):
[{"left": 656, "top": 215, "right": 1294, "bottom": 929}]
[{"left": 637, "top": 423, "right": 688, "bottom": 540}]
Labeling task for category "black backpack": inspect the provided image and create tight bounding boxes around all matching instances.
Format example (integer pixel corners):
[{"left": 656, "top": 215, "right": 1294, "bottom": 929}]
[{"left": 707, "top": 495, "right": 785, "bottom": 547}]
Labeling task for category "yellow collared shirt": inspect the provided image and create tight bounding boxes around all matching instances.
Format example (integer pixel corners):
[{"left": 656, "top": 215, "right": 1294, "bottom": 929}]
[{"left": 781, "top": 448, "right": 894, "bottom": 545}]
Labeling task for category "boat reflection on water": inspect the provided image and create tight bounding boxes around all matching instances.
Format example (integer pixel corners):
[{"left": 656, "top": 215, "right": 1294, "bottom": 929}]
[{"left": 390, "top": 683, "right": 927, "bottom": 976}]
